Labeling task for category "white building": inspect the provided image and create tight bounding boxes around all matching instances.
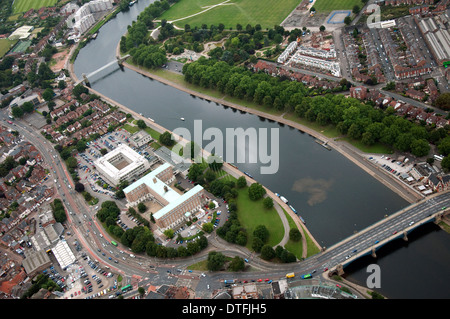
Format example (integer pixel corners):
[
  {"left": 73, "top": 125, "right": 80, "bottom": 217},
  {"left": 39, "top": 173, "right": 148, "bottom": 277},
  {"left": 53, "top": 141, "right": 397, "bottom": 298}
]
[
  {"left": 124, "top": 163, "right": 205, "bottom": 230},
  {"left": 94, "top": 144, "right": 151, "bottom": 186}
]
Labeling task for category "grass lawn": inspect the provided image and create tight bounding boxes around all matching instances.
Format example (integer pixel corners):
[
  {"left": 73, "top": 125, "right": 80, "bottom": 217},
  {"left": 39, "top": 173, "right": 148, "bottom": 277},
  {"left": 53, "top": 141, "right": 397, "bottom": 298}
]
[
  {"left": 338, "top": 137, "right": 393, "bottom": 154},
  {"left": 313, "top": 0, "right": 364, "bottom": 13},
  {"left": 12, "top": 0, "right": 59, "bottom": 14},
  {"left": 122, "top": 123, "right": 140, "bottom": 134},
  {"left": 161, "top": 0, "right": 300, "bottom": 30},
  {"left": 235, "top": 187, "right": 284, "bottom": 250},
  {"left": 0, "top": 39, "right": 18, "bottom": 58}
]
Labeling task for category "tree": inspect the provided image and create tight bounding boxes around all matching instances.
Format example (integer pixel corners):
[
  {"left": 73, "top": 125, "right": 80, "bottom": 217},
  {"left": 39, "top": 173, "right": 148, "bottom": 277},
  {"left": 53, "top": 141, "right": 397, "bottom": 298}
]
[
  {"left": 75, "top": 182, "right": 85, "bottom": 193},
  {"left": 11, "top": 106, "right": 23, "bottom": 118},
  {"left": 42, "top": 88, "right": 55, "bottom": 101},
  {"left": 229, "top": 256, "right": 245, "bottom": 271},
  {"left": 138, "top": 202, "right": 147, "bottom": 213},
  {"left": 248, "top": 183, "right": 266, "bottom": 200},
  {"left": 263, "top": 197, "right": 274, "bottom": 209},
  {"left": 202, "top": 222, "right": 214, "bottom": 233},
  {"left": 159, "top": 131, "right": 175, "bottom": 146},
  {"left": 253, "top": 225, "right": 269, "bottom": 243},
  {"left": 207, "top": 154, "right": 223, "bottom": 170},
  {"left": 410, "top": 139, "right": 430, "bottom": 157},
  {"left": 289, "top": 228, "right": 302, "bottom": 242},
  {"left": 353, "top": 5, "right": 360, "bottom": 14},
  {"left": 441, "top": 156, "right": 450, "bottom": 172},
  {"left": 207, "top": 251, "right": 226, "bottom": 271},
  {"left": 237, "top": 176, "right": 247, "bottom": 188},
  {"left": 260, "top": 245, "right": 275, "bottom": 260},
  {"left": 319, "top": 25, "right": 326, "bottom": 32},
  {"left": 136, "top": 119, "right": 147, "bottom": 129},
  {"left": 344, "top": 16, "right": 352, "bottom": 25},
  {"left": 252, "top": 237, "right": 264, "bottom": 252},
  {"left": 434, "top": 93, "right": 450, "bottom": 110}
]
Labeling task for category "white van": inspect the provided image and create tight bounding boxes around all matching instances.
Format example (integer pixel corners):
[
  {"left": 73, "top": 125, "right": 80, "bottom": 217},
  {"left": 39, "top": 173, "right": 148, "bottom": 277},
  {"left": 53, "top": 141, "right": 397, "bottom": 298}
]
[{"left": 129, "top": 254, "right": 135, "bottom": 258}]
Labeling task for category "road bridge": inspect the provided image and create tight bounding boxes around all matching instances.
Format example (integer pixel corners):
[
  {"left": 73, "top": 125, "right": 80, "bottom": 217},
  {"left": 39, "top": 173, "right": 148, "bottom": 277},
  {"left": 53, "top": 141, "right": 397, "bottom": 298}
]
[
  {"left": 323, "top": 191, "right": 450, "bottom": 277},
  {"left": 76, "top": 54, "right": 130, "bottom": 86}
]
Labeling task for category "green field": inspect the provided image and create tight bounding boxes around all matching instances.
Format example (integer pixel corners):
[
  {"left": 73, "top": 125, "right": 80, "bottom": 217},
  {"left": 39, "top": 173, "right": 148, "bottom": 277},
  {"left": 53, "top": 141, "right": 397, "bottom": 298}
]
[
  {"left": 312, "top": 0, "right": 364, "bottom": 13},
  {"left": 232, "top": 186, "right": 284, "bottom": 250},
  {"left": 12, "top": 0, "right": 59, "bottom": 14},
  {"left": 0, "top": 39, "right": 18, "bottom": 58},
  {"left": 160, "top": 0, "right": 300, "bottom": 30}
]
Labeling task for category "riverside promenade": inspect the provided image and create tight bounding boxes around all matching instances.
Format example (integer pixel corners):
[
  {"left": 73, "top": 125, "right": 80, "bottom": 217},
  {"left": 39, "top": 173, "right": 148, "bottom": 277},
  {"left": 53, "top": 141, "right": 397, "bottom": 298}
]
[
  {"left": 68, "top": 59, "right": 321, "bottom": 258},
  {"left": 121, "top": 61, "right": 423, "bottom": 206}
]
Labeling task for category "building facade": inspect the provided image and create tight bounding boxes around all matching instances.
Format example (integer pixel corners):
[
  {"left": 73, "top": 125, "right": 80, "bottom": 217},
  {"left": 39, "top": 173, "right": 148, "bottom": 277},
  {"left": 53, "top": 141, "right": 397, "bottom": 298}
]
[{"left": 124, "top": 163, "right": 206, "bottom": 230}]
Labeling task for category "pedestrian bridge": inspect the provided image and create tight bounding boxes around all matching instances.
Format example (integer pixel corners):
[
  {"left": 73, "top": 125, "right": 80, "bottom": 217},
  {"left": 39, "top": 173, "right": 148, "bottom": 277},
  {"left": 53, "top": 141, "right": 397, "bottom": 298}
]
[{"left": 76, "top": 54, "right": 130, "bottom": 86}]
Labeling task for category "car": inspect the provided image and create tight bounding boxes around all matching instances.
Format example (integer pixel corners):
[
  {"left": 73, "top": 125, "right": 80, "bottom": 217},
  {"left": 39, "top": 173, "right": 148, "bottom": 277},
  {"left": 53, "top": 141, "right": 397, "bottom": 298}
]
[
  {"left": 393, "top": 231, "right": 398, "bottom": 235},
  {"left": 374, "top": 240, "right": 379, "bottom": 244},
  {"left": 409, "top": 221, "right": 415, "bottom": 226},
  {"left": 336, "top": 284, "right": 341, "bottom": 288},
  {"left": 257, "top": 279, "right": 262, "bottom": 282},
  {"left": 264, "top": 278, "right": 270, "bottom": 282},
  {"left": 323, "top": 268, "right": 328, "bottom": 272}
]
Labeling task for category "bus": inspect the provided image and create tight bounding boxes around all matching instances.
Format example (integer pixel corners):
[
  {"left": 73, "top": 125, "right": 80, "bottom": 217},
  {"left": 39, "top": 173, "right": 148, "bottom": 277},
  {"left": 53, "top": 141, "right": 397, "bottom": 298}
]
[
  {"left": 286, "top": 273, "right": 295, "bottom": 279},
  {"left": 111, "top": 241, "right": 118, "bottom": 247},
  {"left": 121, "top": 284, "right": 132, "bottom": 292}
]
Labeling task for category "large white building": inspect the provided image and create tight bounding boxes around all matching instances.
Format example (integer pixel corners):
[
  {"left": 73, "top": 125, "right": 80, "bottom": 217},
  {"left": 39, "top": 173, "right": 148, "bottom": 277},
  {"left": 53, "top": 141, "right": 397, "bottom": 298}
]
[
  {"left": 70, "top": 0, "right": 114, "bottom": 34},
  {"left": 124, "top": 163, "right": 205, "bottom": 230},
  {"left": 94, "top": 144, "right": 151, "bottom": 186}
]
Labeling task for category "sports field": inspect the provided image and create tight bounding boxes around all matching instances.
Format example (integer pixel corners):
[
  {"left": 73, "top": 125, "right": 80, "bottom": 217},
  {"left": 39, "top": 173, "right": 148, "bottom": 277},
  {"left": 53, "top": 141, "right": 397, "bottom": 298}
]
[
  {"left": 160, "top": 0, "right": 299, "bottom": 30},
  {"left": 0, "top": 39, "right": 18, "bottom": 58},
  {"left": 312, "top": 0, "right": 364, "bottom": 13},
  {"left": 12, "top": 0, "right": 59, "bottom": 14}
]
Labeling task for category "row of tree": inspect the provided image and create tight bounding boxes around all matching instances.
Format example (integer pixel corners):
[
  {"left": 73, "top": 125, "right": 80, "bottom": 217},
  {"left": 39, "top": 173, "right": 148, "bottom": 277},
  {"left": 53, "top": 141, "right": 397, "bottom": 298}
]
[{"left": 182, "top": 57, "right": 450, "bottom": 159}]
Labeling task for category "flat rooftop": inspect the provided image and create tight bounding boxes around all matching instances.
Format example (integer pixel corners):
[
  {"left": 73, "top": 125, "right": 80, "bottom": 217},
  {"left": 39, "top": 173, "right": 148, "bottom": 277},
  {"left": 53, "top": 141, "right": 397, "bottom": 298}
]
[
  {"left": 123, "top": 162, "right": 204, "bottom": 220},
  {"left": 94, "top": 144, "right": 148, "bottom": 181}
]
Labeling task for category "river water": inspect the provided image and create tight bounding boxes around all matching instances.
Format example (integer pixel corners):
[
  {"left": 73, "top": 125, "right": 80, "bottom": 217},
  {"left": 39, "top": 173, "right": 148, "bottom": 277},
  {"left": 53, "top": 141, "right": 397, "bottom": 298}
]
[{"left": 73, "top": 0, "right": 450, "bottom": 298}]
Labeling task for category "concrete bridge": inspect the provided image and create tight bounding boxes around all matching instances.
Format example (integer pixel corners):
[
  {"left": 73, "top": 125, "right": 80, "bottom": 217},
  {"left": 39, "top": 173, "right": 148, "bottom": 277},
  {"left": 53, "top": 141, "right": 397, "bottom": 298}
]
[
  {"left": 76, "top": 54, "right": 130, "bottom": 86},
  {"left": 323, "top": 191, "right": 450, "bottom": 277}
]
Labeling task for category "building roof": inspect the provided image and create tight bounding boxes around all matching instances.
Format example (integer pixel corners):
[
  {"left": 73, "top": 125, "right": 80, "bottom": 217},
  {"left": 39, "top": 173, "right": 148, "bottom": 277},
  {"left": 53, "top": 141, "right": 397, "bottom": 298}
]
[
  {"left": 153, "top": 184, "right": 203, "bottom": 220},
  {"left": 94, "top": 144, "right": 148, "bottom": 182}
]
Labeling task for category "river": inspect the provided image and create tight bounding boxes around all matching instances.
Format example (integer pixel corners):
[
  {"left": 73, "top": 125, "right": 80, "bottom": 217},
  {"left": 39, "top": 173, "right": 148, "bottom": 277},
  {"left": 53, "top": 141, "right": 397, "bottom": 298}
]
[{"left": 73, "top": 0, "right": 450, "bottom": 299}]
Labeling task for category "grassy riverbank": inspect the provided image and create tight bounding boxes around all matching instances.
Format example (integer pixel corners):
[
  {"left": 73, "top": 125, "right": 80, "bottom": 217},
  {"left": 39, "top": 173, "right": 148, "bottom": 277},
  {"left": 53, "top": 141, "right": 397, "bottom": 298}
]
[{"left": 131, "top": 63, "right": 393, "bottom": 155}]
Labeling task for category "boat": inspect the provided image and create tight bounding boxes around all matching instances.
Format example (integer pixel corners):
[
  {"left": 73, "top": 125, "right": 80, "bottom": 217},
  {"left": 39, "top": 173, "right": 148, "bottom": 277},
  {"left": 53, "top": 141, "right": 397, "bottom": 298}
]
[
  {"left": 180, "top": 117, "right": 185, "bottom": 121},
  {"left": 280, "top": 196, "right": 288, "bottom": 204},
  {"left": 315, "top": 139, "right": 331, "bottom": 151},
  {"left": 299, "top": 216, "right": 306, "bottom": 224},
  {"left": 244, "top": 172, "right": 253, "bottom": 178},
  {"left": 275, "top": 193, "right": 280, "bottom": 197},
  {"left": 289, "top": 205, "right": 297, "bottom": 214},
  {"left": 148, "top": 117, "right": 154, "bottom": 122}
]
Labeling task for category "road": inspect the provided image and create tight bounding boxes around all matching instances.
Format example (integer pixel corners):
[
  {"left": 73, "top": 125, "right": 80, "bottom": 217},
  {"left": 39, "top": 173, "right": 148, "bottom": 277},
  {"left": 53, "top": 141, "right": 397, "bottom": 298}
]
[{"left": 3, "top": 108, "right": 449, "bottom": 296}]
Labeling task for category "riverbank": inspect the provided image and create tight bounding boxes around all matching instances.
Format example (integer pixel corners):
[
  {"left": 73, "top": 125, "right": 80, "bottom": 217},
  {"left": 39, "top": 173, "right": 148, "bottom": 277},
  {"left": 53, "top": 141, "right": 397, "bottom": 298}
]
[{"left": 121, "top": 60, "right": 423, "bottom": 206}]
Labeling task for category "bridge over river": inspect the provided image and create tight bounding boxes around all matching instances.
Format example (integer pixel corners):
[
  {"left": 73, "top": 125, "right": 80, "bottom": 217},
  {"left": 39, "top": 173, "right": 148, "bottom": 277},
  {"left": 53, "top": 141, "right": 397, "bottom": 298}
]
[
  {"left": 304, "top": 190, "right": 450, "bottom": 277},
  {"left": 76, "top": 54, "right": 130, "bottom": 86}
]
